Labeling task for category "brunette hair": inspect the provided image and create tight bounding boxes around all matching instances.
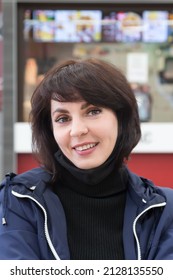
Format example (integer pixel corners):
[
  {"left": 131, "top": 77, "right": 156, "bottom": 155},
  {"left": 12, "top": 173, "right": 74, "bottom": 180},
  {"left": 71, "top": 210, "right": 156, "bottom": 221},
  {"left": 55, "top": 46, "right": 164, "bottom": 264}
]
[{"left": 30, "top": 58, "right": 141, "bottom": 179}]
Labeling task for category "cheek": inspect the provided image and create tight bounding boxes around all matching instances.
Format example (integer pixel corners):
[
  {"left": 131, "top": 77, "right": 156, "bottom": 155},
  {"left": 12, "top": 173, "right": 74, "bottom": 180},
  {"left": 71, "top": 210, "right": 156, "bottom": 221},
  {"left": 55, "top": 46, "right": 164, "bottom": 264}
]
[
  {"left": 114, "top": 126, "right": 118, "bottom": 141},
  {"left": 104, "top": 120, "right": 118, "bottom": 140},
  {"left": 54, "top": 135, "right": 61, "bottom": 146},
  {"left": 107, "top": 125, "right": 118, "bottom": 148},
  {"left": 53, "top": 129, "right": 68, "bottom": 151},
  {"left": 52, "top": 127, "right": 61, "bottom": 145}
]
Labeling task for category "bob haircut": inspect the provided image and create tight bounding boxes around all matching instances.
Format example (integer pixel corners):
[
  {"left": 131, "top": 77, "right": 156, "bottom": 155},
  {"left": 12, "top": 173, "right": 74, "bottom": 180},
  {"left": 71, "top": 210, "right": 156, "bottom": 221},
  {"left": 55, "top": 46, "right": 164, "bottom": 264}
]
[{"left": 30, "top": 58, "right": 141, "bottom": 181}]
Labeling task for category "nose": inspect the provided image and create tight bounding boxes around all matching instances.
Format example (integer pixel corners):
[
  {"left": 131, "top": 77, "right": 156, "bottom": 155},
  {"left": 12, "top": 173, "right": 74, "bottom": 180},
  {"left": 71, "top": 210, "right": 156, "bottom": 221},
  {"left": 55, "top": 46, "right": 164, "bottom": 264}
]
[{"left": 70, "top": 118, "right": 88, "bottom": 137}]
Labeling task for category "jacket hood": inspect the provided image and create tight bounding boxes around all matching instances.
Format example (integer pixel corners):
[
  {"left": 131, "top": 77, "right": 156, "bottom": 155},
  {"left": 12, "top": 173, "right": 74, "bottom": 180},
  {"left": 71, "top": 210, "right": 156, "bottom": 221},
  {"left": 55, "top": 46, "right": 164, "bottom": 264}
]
[{"left": 12, "top": 168, "right": 52, "bottom": 189}]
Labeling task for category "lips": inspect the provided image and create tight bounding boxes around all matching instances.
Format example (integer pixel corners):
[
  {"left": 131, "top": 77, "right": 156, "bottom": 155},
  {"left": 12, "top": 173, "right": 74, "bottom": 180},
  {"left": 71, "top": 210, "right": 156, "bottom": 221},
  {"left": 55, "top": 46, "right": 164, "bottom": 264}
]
[{"left": 73, "top": 143, "right": 98, "bottom": 152}]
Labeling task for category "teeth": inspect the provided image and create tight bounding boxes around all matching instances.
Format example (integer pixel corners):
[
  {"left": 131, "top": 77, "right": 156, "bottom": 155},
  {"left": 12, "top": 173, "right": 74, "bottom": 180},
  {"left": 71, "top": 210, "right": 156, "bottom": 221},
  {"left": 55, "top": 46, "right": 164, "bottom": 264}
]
[{"left": 75, "top": 143, "right": 96, "bottom": 151}]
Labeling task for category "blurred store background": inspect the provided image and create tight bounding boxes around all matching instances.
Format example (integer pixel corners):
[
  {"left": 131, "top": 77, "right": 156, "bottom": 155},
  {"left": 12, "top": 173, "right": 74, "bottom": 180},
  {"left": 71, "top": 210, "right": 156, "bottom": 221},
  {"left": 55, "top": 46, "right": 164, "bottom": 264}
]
[{"left": 1, "top": 0, "right": 173, "bottom": 187}]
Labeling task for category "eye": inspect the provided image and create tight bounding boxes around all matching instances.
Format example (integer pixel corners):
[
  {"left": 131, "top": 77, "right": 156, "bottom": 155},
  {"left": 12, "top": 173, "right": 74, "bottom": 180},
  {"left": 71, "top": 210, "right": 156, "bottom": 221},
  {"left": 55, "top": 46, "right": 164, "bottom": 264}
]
[
  {"left": 55, "top": 115, "right": 70, "bottom": 123},
  {"left": 87, "top": 108, "right": 102, "bottom": 116}
]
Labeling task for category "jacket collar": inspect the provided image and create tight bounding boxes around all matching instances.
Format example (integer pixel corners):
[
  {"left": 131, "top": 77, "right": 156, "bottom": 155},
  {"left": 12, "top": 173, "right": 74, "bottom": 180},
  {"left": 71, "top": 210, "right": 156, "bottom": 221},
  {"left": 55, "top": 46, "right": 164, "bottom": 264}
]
[
  {"left": 7, "top": 167, "right": 166, "bottom": 207},
  {"left": 126, "top": 168, "right": 166, "bottom": 207}
]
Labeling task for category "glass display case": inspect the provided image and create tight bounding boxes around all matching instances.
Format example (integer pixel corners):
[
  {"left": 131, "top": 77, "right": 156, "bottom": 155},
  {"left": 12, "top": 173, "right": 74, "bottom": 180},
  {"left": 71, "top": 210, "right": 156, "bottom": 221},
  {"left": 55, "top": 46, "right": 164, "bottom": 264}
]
[{"left": 17, "top": 4, "right": 173, "bottom": 126}]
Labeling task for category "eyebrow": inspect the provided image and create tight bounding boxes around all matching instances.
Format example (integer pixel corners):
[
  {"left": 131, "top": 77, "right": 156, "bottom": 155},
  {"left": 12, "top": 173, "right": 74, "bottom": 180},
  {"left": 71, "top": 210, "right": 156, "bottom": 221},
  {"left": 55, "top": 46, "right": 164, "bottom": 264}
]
[
  {"left": 52, "top": 102, "right": 90, "bottom": 115},
  {"left": 52, "top": 108, "right": 68, "bottom": 115},
  {"left": 81, "top": 102, "right": 90, "bottom": 110}
]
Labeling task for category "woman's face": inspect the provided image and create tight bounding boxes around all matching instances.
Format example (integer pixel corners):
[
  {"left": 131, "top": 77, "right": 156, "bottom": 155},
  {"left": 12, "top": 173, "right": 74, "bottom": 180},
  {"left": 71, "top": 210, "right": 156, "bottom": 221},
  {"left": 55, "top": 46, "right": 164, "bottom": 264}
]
[{"left": 51, "top": 99, "right": 118, "bottom": 169}]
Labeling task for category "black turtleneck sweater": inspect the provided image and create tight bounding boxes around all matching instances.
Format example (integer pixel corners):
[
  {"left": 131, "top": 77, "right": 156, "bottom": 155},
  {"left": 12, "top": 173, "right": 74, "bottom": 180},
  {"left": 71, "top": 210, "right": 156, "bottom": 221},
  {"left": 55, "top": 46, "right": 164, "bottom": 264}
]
[{"left": 54, "top": 150, "right": 128, "bottom": 260}]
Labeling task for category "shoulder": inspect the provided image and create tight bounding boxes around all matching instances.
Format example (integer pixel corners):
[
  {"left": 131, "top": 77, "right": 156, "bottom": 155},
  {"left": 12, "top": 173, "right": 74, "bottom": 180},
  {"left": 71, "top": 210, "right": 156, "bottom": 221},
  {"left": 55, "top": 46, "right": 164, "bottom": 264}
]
[
  {"left": 1, "top": 167, "right": 52, "bottom": 189},
  {"left": 156, "top": 186, "right": 173, "bottom": 210},
  {"left": 12, "top": 167, "right": 52, "bottom": 187},
  {"left": 126, "top": 167, "right": 173, "bottom": 204},
  {"left": 158, "top": 186, "right": 173, "bottom": 196},
  {"left": 0, "top": 167, "right": 52, "bottom": 211}
]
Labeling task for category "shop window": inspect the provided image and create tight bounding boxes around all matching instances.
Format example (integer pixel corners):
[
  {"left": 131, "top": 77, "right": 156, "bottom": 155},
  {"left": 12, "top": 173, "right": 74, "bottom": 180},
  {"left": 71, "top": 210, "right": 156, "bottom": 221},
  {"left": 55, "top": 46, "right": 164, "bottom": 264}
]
[{"left": 18, "top": 4, "right": 173, "bottom": 123}]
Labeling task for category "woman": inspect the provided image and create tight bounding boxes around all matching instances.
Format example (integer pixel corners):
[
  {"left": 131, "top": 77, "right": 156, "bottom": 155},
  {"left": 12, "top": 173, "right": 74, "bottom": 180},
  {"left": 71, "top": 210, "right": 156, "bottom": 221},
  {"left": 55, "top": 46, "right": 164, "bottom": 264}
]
[{"left": 0, "top": 58, "right": 173, "bottom": 260}]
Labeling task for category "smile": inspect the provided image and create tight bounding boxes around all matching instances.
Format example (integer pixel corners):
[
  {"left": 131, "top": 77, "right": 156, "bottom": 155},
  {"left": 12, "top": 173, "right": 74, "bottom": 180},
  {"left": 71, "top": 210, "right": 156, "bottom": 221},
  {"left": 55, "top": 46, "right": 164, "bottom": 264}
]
[{"left": 74, "top": 143, "right": 97, "bottom": 151}]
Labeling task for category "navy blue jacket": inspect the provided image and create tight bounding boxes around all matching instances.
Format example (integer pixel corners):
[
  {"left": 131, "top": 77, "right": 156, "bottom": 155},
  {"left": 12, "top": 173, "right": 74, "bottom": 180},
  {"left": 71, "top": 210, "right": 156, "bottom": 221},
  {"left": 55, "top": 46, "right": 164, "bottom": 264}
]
[{"left": 0, "top": 167, "right": 173, "bottom": 260}]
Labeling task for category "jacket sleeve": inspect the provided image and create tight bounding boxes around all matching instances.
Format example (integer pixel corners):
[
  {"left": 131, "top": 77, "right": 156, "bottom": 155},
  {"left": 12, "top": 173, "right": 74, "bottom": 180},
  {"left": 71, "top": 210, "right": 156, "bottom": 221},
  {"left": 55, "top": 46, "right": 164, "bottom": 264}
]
[
  {"left": 153, "top": 224, "right": 173, "bottom": 260},
  {"left": 0, "top": 185, "right": 52, "bottom": 260},
  {"left": 0, "top": 230, "right": 41, "bottom": 260},
  {"left": 150, "top": 187, "right": 173, "bottom": 260}
]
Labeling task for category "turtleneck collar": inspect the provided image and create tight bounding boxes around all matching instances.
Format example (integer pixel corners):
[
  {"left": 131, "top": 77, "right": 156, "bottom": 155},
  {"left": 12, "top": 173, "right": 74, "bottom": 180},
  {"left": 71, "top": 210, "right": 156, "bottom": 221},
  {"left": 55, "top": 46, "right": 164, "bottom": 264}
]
[
  {"left": 55, "top": 146, "right": 119, "bottom": 186},
  {"left": 54, "top": 149, "right": 128, "bottom": 197}
]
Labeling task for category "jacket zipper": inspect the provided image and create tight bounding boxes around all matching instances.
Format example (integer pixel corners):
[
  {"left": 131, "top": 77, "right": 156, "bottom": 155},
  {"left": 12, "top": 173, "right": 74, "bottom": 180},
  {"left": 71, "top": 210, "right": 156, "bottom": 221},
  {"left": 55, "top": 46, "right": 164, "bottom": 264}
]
[
  {"left": 11, "top": 190, "right": 60, "bottom": 260},
  {"left": 133, "top": 202, "right": 166, "bottom": 260}
]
